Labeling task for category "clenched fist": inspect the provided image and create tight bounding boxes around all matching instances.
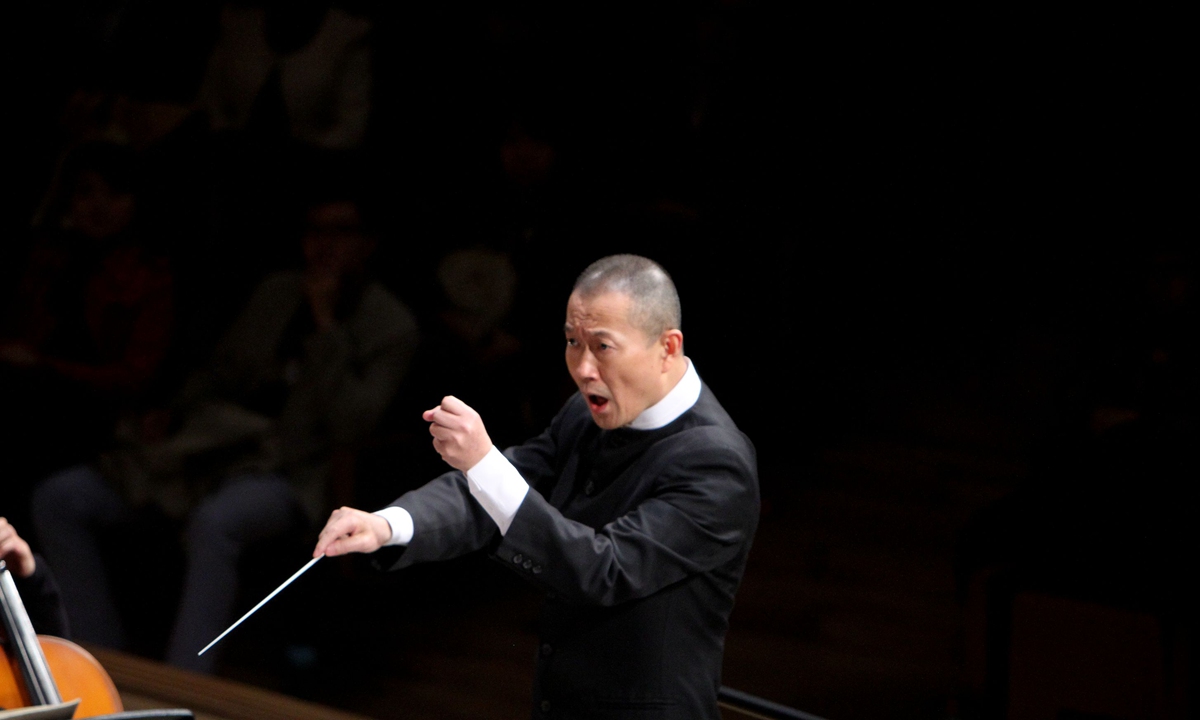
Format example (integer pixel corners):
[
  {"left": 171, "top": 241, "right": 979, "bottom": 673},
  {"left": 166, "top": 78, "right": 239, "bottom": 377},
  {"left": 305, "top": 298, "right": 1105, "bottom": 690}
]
[{"left": 423, "top": 396, "right": 493, "bottom": 472}]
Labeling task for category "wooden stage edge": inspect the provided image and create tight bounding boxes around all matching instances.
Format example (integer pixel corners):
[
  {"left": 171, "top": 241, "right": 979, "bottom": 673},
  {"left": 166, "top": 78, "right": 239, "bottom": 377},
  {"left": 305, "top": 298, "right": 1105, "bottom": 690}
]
[{"left": 83, "top": 645, "right": 377, "bottom": 720}]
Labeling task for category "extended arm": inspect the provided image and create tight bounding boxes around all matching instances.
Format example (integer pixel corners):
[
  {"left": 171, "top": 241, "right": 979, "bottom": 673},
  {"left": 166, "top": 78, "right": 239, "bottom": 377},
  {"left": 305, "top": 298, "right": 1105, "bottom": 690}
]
[
  {"left": 311, "top": 394, "right": 562, "bottom": 562},
  {"left": 311, "top": 394, "right": 758, "bottom": 604}
]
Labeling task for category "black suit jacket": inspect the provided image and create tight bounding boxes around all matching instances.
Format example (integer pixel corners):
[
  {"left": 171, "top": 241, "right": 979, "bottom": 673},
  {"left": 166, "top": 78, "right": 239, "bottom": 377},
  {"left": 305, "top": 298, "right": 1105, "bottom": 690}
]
[{"left": 384, "top": 383, "right": 759, "bottom": 719}]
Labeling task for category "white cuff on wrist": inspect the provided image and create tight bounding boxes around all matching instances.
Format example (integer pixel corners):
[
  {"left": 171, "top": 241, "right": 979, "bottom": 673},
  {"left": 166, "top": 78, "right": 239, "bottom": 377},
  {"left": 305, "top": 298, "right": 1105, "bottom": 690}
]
[
  {"left": 374, "top": 506, "right": 414, "bottom": 546},
  {"left": 465, "top": 445, "right": 530, "bottom": 535}
]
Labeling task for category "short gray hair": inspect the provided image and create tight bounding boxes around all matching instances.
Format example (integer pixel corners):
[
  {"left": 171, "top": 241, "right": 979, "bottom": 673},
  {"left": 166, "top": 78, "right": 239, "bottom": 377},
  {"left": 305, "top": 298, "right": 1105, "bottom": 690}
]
[{"left": 573, "top": 254, "right": 681, "bottom": 338}]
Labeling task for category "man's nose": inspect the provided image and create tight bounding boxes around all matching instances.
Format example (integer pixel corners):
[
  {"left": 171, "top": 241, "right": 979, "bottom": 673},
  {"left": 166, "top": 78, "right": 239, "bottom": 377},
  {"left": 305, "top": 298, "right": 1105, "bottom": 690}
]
[{"left": 574, "top": 350, "right": 598, "bottom": 381}]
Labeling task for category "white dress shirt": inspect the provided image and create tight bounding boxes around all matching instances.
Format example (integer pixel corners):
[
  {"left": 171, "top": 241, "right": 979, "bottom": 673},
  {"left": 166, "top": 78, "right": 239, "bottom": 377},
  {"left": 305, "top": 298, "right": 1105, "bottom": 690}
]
[{"left": 375, "top": 359, "right": 702, "bottom": 545}]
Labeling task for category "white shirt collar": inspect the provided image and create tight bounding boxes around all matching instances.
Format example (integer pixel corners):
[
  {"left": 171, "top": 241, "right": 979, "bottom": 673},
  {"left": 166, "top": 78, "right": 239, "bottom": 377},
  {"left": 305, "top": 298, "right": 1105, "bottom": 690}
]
[{"left": 628, "top": 358, "right": 701, "bottom": 430}]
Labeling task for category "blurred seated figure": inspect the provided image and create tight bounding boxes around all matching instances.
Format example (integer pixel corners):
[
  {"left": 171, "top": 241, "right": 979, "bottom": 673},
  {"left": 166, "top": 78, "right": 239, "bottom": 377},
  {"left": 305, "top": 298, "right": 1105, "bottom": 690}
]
[
  {"left": 1, "top": 141, "right": 173, "bottom": 487},
  {"left": 424, "top": 248, "right": 531, "bottom": 445},
  {"left": 365, "top": 248, "right": 532, "bottom": 499},
  {"left": 196, "top": 1, "right": 373, "bottom": 332},
  {"left": 0, "top": 517, "right": 70, "bottom": 637},
  {"left": 198, "top": 0, "right": 370, "bottom": 150},
  {"left": 32, "top": 197, "right": 418, "bottom": 673}
]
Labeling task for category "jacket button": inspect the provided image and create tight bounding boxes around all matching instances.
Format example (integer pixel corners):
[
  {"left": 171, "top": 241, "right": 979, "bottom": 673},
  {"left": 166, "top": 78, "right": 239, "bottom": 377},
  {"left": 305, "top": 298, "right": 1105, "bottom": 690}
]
[
  {"left": 541, "top": 643, "right": 553, "bottom": 656},
  {"left": 512, "top": 554, "right": 524, "bottom": 564},
  {"left": 540, "top": 700, "right": 551, "bottom": 712},
  {"left": 532, "top": 564, "right": 543, "bottom": 574},
  {"left": 523, "top": 559, "right": 533, "bottom": 570}
]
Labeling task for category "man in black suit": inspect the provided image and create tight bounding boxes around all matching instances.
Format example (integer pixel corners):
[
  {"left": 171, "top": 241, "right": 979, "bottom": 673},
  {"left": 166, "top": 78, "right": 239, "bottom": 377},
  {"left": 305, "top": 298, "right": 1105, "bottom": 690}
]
[{"left": 315, "top": 254, "right": 759, "bottom": 719}]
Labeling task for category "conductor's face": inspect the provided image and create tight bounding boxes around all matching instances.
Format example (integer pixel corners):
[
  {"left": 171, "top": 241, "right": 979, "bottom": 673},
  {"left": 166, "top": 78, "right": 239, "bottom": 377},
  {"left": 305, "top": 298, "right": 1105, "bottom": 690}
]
[{"left": 565, "top": 290, "right": 671, "bottom": 429}]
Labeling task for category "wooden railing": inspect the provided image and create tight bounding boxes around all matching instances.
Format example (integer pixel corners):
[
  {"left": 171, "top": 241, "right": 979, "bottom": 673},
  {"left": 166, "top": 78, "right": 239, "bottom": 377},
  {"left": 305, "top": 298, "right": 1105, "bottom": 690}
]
[
  {"left": 86, "top": 645, "right": 826, "bottom": 720},
  {"left": 85, "top": 646, "right": 376, "bottom": 720},
  {"left": 719, "top": 685, "right": 829, "bottom": 720}
]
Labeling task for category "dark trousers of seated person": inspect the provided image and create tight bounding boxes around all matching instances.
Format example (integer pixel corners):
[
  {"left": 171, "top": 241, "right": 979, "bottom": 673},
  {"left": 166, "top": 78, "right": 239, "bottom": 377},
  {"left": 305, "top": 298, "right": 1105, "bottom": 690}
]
[{"left": 32, "top": 466, "right": 303, "bottom": 673}]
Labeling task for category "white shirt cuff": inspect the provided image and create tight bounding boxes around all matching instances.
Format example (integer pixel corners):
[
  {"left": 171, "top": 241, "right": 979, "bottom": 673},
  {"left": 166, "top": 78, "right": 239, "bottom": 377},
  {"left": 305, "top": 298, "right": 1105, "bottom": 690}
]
[
  {"left": 374, "top": 506, "right": 414, "bottom": 546},
  {"left": 465, "top": 445, "right": 529, "bottom": 535}
]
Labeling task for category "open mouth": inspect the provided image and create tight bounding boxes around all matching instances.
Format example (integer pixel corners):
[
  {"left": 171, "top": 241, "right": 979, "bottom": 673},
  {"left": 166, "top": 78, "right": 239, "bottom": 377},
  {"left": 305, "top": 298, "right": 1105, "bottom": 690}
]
[{"left": 587, "top": 394, "right": 609, "bottom": 412}]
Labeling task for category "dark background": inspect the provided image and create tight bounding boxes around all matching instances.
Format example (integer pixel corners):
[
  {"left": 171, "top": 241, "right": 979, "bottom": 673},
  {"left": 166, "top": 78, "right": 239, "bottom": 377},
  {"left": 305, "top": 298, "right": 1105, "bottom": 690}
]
[{"left": 3, "top": 3, "right": 1193, "bottom": 719}]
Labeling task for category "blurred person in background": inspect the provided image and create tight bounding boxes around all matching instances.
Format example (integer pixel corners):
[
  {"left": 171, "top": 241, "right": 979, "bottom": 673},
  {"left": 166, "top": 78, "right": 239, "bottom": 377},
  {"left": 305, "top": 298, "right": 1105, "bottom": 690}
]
[
  {"left": 1, "top": 141, "right": 173, "bottom": 520},
  {"left": 32, "top": 195, "right": 418, "bottom": 673},
  {"left": 198, "top": 0, "right": 371, "bottom": 151},
  {"left": 421, "top": 247, "right": 533, "bottom": 447}
]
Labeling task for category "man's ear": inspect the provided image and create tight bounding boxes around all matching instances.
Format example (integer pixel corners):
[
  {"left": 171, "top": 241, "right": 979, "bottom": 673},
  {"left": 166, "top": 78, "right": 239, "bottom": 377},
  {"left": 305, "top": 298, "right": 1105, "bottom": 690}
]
[{"left": 660, "top": 329, "right": 684, "bottom": 363}]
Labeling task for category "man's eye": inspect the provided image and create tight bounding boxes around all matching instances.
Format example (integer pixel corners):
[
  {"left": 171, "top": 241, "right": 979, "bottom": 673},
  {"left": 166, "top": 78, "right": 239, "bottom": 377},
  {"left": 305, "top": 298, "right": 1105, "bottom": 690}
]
[
  {"left": 566, "top": 338, "right": 578, "bottom": 347},
  {"left": 598, "top": 343, "right": 611, "bottom": 351}
]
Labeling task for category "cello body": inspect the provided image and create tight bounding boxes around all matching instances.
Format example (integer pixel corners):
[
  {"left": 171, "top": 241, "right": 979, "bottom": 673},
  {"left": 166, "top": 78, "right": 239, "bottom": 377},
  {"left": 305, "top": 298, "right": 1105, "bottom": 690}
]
[
  {"left": 0, "top": 635, "right": 124, "bottom": 717},
  {"left": 1, "top": 560, "right": 125, "bottom": 717}
]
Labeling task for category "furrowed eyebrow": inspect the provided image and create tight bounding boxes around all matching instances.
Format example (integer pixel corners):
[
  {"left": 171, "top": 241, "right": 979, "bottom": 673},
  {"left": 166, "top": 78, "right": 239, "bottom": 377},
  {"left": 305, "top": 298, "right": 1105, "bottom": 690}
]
[{"left": 563, "top": 323, "right": 617, "bottom": 340}]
